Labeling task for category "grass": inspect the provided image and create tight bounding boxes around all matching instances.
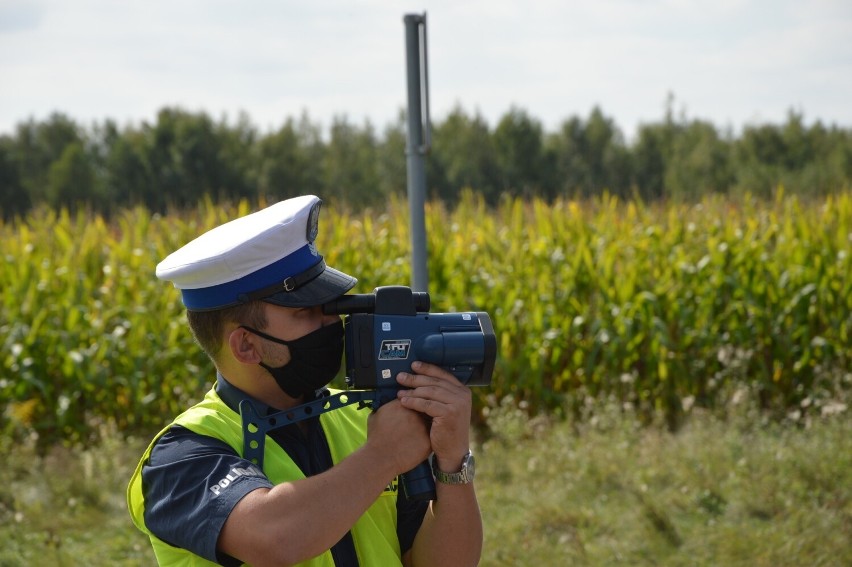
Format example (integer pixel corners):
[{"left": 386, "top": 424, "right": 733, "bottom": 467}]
[
  {"left": 0, "top": 427, "right": 152, "bottom": 566},
  {"left": 0, "top": 406, "right": 849, "bottom": 566},
  {"left": 477, "top": 399, "right": 852, "bottom": 566}
]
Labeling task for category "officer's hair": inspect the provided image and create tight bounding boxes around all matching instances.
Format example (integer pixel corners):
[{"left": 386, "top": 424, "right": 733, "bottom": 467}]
[{"left": 186, "top": 301, "right": 268, "bottom": 363}]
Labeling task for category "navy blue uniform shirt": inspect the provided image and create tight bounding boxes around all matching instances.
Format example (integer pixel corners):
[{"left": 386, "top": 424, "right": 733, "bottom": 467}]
[{"left": 142, "top": 376, "right": 428, "bottom": 566}]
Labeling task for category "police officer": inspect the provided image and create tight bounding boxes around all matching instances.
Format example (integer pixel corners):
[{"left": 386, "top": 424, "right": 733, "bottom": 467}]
[{"left": 127, "top": 195, "right": 482, "bottom": 566}]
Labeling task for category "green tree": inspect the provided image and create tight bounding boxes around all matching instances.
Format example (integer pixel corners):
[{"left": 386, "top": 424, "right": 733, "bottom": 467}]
[
  {"left": 140, "top": 108, "right": 253, "bottom": 209},
  {"left": 104, "top": 126, "right": 153, "bottom": 208},
  {"left": 733, "top": 123, "right": 786, "bottom": 198},
  {"left": 13, "top": 113, "right": 83, "bottom": 205},
  {"left": 254, "top": 114, "right": 324, "bottom": 201},
  {"left": 322, "top": 116, "right": 381, "bottom": 206},
  {"left": 166, "top": 109, "right": 227, "bottom": 204},
  {"left": 430, "top": 105, "right": 501, "bottom": 204},
  {"left": 215, "top": 111, "right": 256, "bottom": 202},
  {"left": 664, "top": 120, "right": 733, "bottom": 200},
  {"left": 85, "top": 119, "right": 124, "bottom": 213},
  {"left": 631, "top": 123, "right": 669, "bottom": 200},
  {"left": 376, "top": 111, "right": 408, "bottom": 201},
  {"left": 0, "top": 136, "right": 29, "bottom": 219},
  {"left": 46, "top": 142, "right": 96, "bottom": 209},
  {"left": 547, "top": 106, "right": 630, "bottom": 198},
  {"left": 778, "top": 113, "right": 852, "bottom": 197},
  {"left": 817, "top": 125, "right": 852, "bottom": 193},
  {"left": 493, "top": 107, "right": 548, "bottom": 199}
]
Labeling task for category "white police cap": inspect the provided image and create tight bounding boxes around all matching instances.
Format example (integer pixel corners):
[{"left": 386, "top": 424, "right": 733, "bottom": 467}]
[{"left": 156, "top": 195, "right": 356, "bottom": 310}]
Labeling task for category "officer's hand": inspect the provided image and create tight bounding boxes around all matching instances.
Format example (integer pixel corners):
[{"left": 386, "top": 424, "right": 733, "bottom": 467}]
[
  {"left": 366, "top": 399, "right": 431, "bottom": 476},
  {"left": 396, "top": 361, "right": 472, "bottom": 470}
]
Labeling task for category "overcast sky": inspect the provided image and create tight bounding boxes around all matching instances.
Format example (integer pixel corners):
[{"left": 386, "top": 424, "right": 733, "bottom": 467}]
[{"left": 1, "top": 0, "right": 851, "bottom": 141}]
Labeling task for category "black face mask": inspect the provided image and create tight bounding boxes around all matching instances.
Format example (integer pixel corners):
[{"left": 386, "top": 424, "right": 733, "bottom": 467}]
[{"left": 241, "top": 320, "right": 344, "bottom": 398}]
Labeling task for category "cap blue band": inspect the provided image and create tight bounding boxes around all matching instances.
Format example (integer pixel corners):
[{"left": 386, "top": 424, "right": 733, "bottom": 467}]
[{"left": 180, "top": 245, "right": 320, "bottom": 310}]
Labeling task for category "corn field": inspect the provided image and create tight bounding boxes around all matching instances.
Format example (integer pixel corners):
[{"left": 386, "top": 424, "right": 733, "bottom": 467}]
[{"left": 2, "top": 191, "right": 850, "bottom": 445}]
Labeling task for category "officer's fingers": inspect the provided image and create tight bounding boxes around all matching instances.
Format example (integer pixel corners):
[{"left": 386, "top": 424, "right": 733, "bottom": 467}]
[
  {"left": 397, "top": 385, "right": 471, "bottom": 420},
  {"left": 396, "top": 391, "right": 448, "bottom": 418},
  {"left": 409, "top": 361, "right": 458, "bottom": 382},
  {"left": 396, "top": 375, "right": 470, "bottom": 408},
  {"left": 396, "top": 364, "right": 466, "bottom": 395}
]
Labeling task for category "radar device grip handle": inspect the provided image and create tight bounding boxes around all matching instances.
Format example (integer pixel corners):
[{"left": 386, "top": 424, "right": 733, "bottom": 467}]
[{"left": 400, "top": 459, "right": 437, "bottom": 501}]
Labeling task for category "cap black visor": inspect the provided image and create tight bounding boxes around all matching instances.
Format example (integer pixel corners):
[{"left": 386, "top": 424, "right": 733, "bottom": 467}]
[{"left": 262, "top": 265, "right": 357, "bottom": 308}]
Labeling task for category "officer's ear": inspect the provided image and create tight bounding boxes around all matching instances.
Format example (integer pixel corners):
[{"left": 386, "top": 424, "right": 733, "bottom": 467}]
[{"left": 228, "top": 327, "right": 262, "bottom": 364}]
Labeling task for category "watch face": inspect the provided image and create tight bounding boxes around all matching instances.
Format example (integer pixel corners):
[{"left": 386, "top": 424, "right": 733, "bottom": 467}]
[{"left": 464, "top": 453, "right": 476, "bottom": 481}]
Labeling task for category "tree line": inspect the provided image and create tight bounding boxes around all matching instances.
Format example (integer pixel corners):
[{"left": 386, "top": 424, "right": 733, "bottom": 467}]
[{"left": 1, "top": 99, "right": 851, "bottom": 218}]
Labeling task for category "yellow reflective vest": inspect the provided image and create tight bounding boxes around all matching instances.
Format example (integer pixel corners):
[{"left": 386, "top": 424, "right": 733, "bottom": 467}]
[{"left": 127, "top": 387, "right": 402, "bottom": 567}]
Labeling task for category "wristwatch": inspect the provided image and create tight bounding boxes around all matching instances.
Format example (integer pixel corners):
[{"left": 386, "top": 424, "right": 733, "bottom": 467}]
[{"left": 432, "top": 450, "right": 476, "bottom": 485}]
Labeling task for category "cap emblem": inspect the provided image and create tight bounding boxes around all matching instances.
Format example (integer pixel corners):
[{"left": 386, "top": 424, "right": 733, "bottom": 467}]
[{"left": 307, "top": 201, "right": 321, "bottom": 242}]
